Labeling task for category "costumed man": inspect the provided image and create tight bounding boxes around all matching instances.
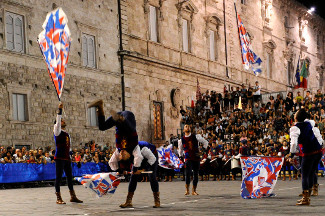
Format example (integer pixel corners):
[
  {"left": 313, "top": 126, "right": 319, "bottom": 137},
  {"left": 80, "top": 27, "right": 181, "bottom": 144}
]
[
  {"left": 178, "top": 124, "right": 209, "bottom": 195},
  {"left": 289, "top": 109, "right": 323, "bottom": 206},
  {"left": 87, "top": 100, "right": 146, "bottom": 206},
  {"left": 109, "top": 141, "right": 160, "bottom": 208},
  {"left": 53, "top": 102, "right": 83, "bottom": 204}
]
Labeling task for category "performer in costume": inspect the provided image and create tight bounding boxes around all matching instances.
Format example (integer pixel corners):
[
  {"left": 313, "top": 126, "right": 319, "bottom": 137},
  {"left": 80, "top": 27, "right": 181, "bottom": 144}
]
[
  {"left": 53, "top": 102, "right": 83, "bottom": 204},
  {"left": 109, "top": 141, "right": 160, "bottom": 208},
  {"left": 88, "top": 99, "right": 142, "bottom": 172},
  {"left": 178, "top": 124, "right": 209, "bottom": 195},
  {"left": 289, "top": 109, "right": 323, "bottom": 205}
]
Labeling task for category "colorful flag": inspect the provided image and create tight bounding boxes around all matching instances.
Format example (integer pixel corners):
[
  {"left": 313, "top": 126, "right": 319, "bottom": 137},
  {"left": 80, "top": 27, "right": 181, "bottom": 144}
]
[
  {"left": 75, "top": 172, "right": 121, "bottom": 198},
  {"left": 196, "top": 79, "right": 202, "bottom": 101},
  {"left": 236, "top": 11, "right": 262, "bottom": 76},
  {"left": 38, "top": 8, "right": 72, "bottom": 100},
  {"left": 240, "top": 156, "right": 283, "bottom": 199},
  {"left": 298, "top": 60, "right": 309, "bottom": 89},
  {"left": 294, "top": 56, "right": 300, "bottom": 88},
  {"left": 157, "top": 144, "right": 184, "bottom": 169}
]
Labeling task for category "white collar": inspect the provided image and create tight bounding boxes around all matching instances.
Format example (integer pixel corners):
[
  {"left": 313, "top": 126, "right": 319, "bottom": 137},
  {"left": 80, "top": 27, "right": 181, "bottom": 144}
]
[{"left": 185, "top": 133, "right": 191, "bottom": 137}]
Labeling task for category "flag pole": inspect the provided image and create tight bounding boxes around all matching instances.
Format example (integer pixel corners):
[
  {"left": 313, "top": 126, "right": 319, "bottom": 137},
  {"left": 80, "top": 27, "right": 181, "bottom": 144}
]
[
  {"left": 234, "top": 2, "right": 244, "bottom": 65},
  {"left": 223, "top": 0, "right": 229, "bottom": 78}
]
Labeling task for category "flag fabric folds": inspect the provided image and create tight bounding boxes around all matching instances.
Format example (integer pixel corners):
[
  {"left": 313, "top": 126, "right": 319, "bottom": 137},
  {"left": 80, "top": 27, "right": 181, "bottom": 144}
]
[
  {"left": 157, "top": 144, "right": 184, "bottom": 169},
  {"left": 75, "top": 172, "right": 121, "bottom": 198},
  {"left": 294, "top": 56, "right": 301, "bottom": 88},
  {"left": 240, "top": 156, "right": 283, "bottom": 199},
  {"left": 38, "top": 8, "right": 72, "bottom": 100},
  {"left": 298, "top": 60, "right": 309, "bottom": 89},
  {"left": 236, "top": 12, "right": 262, "bottom": 76}
]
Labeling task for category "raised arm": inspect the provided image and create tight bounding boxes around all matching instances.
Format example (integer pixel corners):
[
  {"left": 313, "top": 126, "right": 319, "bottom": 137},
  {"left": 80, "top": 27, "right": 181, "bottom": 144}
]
[{"left": 53, "top": 102, "right": 63, "bottom": 136}]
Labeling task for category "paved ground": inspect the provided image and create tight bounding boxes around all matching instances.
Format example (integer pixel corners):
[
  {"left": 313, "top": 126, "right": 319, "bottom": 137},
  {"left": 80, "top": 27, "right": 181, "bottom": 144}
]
[{"left": 1, "top": 178, "right": 325, "bottom": 216}]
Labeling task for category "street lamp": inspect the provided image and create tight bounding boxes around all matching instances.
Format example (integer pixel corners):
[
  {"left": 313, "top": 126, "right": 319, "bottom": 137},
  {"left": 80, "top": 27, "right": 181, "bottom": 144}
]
[{"left": 307, "top": 7, "right": 315, "bottom": 14}]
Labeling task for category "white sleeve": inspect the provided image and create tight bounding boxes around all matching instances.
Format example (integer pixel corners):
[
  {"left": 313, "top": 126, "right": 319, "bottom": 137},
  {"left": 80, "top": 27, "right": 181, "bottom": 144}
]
[
  {"left": 290, "top": 126, "right": 300, "bottom": 154},
  {"left": 313, "top": 127, "right": 323, "bottom": 146},
  {"left": 109, "top": 149, "right": 120, "bottom": 171},
  {"left": 178, "top": 139, "right": 184, "bottom": 156},
  {"left": 141, "top": 147, "right": 156, "bottom": 166},
  {"left": 196, "top": 134, "right": 209, "bottom": 149},
  {"left": 132, "top": 145, "right": 143, "bottom": 168},
  {"left": 53, "top": 114, "right": 62, "bottom": 136}
]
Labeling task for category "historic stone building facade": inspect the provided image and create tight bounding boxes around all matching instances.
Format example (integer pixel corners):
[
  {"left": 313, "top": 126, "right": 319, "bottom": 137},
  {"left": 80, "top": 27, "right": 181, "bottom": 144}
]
[
  {"left": 119, "top": 0, "right": 325, "bottom": 144},
  {"left": 0, "top": 0, "right": 121, "bottom": 149},
  {"left": 0, "top": 0, "right": 325, "bottom": 148}
]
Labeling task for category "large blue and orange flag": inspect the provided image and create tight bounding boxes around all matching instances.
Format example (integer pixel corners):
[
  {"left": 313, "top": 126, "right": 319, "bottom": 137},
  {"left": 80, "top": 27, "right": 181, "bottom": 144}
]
[
  {"left": 38, "top": 8, "right": 71, "bottom": 100},
  {"left": 236, "top": 7, "right": 262, "bottom": 76},
  {"left": 75, "top": 173, "right": 121, "bottom": 198},
  {"left": 240, "top": 156, "right": 283, "bottom": 199}
]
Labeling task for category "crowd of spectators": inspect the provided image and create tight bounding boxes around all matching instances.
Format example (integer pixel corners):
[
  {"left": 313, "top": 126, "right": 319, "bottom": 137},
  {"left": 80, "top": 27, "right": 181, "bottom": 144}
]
[
  {"left": 0, "top": 140, "right": 115, "bottom": 165},
  {"left": 179, "top": 83, "right": 325, "bottom": 180}
]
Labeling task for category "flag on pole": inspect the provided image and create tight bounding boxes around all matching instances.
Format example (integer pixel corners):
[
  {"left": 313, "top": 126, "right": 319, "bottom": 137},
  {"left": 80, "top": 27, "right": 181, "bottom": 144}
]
[
  {"left": 294, "top": 56, "right": 301, "bottom": 88},
  {"left": 157, "top": 144, "right": 184, "bottom": 169},
  {"left": 235, "top": 8, "right": 262, "bottom": 76},
  {"left": 240, "top": 156, "right": 283, "bottom": 199},
  {"left": 75, "top": 173, "right": 121, "bottom": 198},
  {"left": 298, "top": 60, "right": 309, "bottom": 89},
  {"left": 38, "top": 8, "right": 72, "bottom": 100},
  {"left": 196, "top": 79, "right": 202, "bottom": 101}
]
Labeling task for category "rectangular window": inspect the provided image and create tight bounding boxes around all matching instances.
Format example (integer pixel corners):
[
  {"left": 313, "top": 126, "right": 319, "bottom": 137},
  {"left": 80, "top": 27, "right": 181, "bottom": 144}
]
[
  {"left": 241, "top": 0, "right": 246, "bottom": 5},
  {"left": 5, "top": 12, "right": 24, "bottom": 53},
  {"left": 82, "top": 34, "right": 96, "bottom": 68},
  {"left": 209, "top": 30, "right": 216, "bottom": 61},
  {"left": 149, "top": 5, "right": 158, "bottom": 42},
  {"left": 88, "top": 107, "right": 98, "bottom": 127},
  {"left": 182, "top": 19, "right": 190, "bottom": 53},
  {"left": 12, "top": 93, "right": 28, "bottom": 121},
  {"left": 153, "top": 101, "right": 164, "bottom": 140}
]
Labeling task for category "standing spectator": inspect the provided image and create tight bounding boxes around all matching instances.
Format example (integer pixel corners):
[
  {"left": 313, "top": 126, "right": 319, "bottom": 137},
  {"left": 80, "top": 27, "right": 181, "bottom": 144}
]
[
  {"left": 241, "top": 84, "right": 247, "bottom": 107},
  {"left": 83, "top": 149, "right": 92, "bottom": 163},
  {"left": 315, "top": 89, "right": 323, "bottom": 100},
  {"left": 247, "top": 87, "right": 254, "bottom": 107},
  {"left": 253, "top": 81, "right": 261, "bottom": 105},
  {"left": 295, "top": 91, "right": 303, "bottom": 105}
]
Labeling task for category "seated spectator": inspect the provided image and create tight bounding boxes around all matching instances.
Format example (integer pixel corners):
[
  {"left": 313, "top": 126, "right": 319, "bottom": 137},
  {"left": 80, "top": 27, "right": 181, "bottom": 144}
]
[{"left": 15, "top": 152, "right": 25, "bottom": 163}]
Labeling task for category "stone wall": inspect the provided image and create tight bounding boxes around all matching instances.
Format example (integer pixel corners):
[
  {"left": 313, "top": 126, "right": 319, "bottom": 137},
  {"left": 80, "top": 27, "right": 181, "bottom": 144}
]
[
  {"left": 0, "top": 0, "right": 121, "bottom": 148},
  {"left": 120, "top": 0, "right": 325, "bottom": 143}
]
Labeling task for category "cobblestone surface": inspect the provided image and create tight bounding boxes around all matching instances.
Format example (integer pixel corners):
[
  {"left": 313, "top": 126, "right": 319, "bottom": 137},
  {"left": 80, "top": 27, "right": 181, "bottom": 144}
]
[{"left": 1, "top": 178, "right": 325, "bottom": 216}]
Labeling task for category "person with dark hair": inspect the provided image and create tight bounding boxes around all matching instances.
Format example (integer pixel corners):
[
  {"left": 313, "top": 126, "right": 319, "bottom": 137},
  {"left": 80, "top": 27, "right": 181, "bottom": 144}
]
[
  {"left": 178, "top": 124, "right": 209, "bottom": 195},
  {"left": 289, "top": 109, "right": 323, "bottom": 205},
  {"left": 109, "top": 141, "right": 160, "bottom": 208},
  {"left": 88, "top": 99, "right": 142, "bottom": 171},
  {"left": 53, "top": 102, "right": 83, "bottom": 204}
]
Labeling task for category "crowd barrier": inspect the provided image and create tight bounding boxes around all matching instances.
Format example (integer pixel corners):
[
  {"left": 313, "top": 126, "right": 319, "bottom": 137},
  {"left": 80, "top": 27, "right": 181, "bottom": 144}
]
[{"left": 0, "top": 162, "right": 111, "bottom": 184}]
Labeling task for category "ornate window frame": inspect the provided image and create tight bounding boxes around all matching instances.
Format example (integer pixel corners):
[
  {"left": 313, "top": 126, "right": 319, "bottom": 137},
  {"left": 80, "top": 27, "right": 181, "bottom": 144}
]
[
  {"left": 143, "top": 0, "right": 165, "bottom": 43},
  {"left": 205, "top": 14, "right": 222, "bottom": 61},
  {"left": 263, "top": 39, "right": 276, "bottom": 79},
  {"left": 176, "top": 0, "right": 198, "bottom": 53}
]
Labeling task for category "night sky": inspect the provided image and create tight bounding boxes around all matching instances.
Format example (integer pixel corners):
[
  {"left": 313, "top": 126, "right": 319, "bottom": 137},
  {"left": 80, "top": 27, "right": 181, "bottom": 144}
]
[{"left": 295, "top": 0, "right": 325, "bottom": 19}]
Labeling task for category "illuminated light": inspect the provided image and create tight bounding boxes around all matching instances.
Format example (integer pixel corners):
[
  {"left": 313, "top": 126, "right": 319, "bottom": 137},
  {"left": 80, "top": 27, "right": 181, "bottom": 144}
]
[{"left": 307, "top": 7, "right": 315, "bottom": 14}]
